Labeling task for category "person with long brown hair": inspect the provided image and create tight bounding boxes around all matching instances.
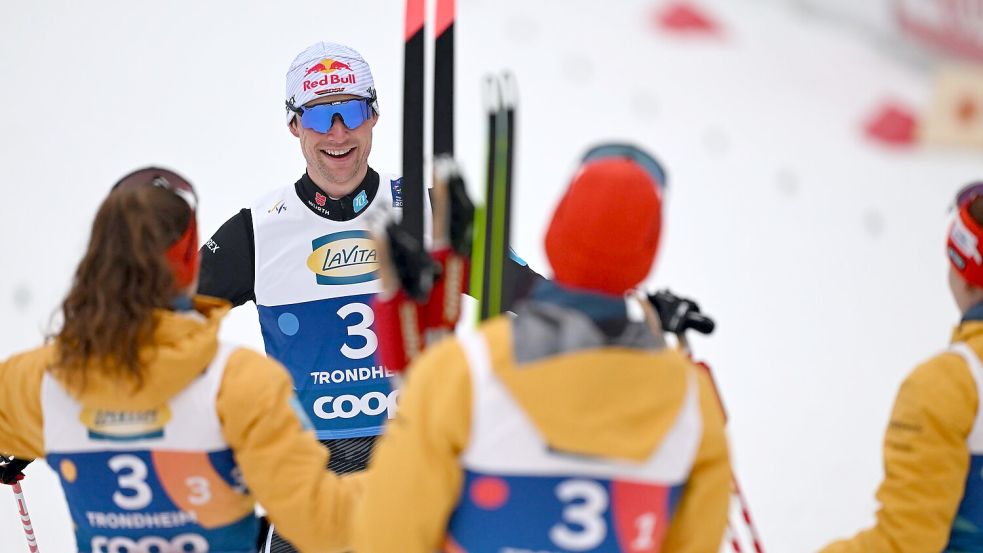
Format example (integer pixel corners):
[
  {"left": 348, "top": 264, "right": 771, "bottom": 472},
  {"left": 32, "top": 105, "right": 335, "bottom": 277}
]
[{"left": 0, "top": 167, "right": 360, "bottom": 553}]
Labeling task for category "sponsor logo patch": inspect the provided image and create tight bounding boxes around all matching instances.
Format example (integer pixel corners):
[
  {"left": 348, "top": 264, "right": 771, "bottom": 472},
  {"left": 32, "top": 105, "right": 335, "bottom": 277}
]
[
  {"left": 80, "top": 407, "right": 171, "bottom": 441},
  {"left": 353, "top": 190, "right": 368, "bottom": 213},
  {"left": 268, "top": 199, "right": 287, "bottom": 214},
  {"left": 303, "top": 58, "right": 358, "bottom": 92},
  {"left": 307, "top": 230, "right": 379, "bottom": 285},
  {"left": 952, "top": 215, "right": 983, "bottom": 264},
  {"left": 391, "top": 178, "right": 404, "bottom": 208},
  {"left": 312, "top": 389, "right": 400, "bottom": 420},
  {"left": 304, "top": 58, "right": 353, "bottom": 77}
]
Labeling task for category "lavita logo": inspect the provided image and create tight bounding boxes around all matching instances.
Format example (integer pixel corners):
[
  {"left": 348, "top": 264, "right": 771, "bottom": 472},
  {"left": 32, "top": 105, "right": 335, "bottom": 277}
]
[{"left": 307, "top": 230, "right": 379, "bottom": 285}]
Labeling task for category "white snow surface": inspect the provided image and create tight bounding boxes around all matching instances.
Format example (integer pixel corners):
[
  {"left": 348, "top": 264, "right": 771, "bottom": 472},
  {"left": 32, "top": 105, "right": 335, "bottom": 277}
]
[{"left": 1, "top": 0, "right": 983, "bottom": 552}]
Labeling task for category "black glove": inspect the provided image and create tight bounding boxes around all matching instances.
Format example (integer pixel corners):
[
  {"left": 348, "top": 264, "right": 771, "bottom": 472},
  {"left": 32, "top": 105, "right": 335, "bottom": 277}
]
[
  {"left": 648, "top": 289, "right": 715, "bottom": 335},
  {"left": 386, "top": 223, "right": 441, "bottom": 302},
  {"left": 0, "top": 457, "right": 32, "bottom": 485},
  {"left": 447, "top": 169, "right": 475, "bottom": 256}
]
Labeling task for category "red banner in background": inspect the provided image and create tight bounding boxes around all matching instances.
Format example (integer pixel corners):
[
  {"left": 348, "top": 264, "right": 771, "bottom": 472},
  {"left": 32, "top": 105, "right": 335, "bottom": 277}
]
[{"left": 895, "top": 0, "right": 983, "bottom": 63}]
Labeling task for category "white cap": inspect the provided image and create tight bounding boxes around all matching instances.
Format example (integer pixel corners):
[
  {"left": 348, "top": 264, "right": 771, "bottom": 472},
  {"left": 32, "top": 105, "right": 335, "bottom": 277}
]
[{"left": 285, "top": 42, "right": 378, "bottom": 123}]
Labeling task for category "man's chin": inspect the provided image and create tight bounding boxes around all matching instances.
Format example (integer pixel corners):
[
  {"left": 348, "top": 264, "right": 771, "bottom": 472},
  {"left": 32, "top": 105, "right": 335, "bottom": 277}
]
[{"left": 314, "top": 166, "right": 362, "bottom": 193}]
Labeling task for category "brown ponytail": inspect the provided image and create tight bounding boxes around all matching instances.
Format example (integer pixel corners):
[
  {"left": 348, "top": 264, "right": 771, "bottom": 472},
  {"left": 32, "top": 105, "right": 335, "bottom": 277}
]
[{"left": 53, "top": 184, "right": 192, "bottom": 390}]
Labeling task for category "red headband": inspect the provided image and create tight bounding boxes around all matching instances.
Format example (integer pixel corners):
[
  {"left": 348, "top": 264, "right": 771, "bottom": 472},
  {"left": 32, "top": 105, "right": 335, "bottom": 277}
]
[
  {"left": 165, "top": 219, "right": 199, "bottom": 289},
  {"left": 948, "top": 203, "right": 983, "bottom": 288},
  {"left": 114, "top": 168, "right": 200, "bottom": 289}
]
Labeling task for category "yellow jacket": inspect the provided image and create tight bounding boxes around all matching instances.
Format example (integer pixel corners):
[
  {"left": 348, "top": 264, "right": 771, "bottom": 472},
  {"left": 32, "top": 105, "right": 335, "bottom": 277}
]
[
  {"left": 821, "top": 320, "right": 983, "bottom": 553},
  {"left": 354, "top": 309, "right": 731, "bottom": 553},
  {"left": 0, "top": 296, "right": 361, "bottom": 553}
]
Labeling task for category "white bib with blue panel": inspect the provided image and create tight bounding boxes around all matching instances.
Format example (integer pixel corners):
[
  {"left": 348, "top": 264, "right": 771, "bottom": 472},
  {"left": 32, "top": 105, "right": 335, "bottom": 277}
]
[
  {"left": 946, "top": 342, "right": 983, "bottom": 551},
  {"left": 446, "top": 329, "right": 703, "bottom": 553},
  {"left": 251, "top": 174, "right": 420, "bottom": 440},
  {"left": 42, "top": 342, "right": 256, "bottom": 553}
]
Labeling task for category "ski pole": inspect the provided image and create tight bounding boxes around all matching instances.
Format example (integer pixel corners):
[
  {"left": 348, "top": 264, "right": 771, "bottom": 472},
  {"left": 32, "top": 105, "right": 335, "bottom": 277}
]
[
  {"left": 684, "top": 342, "right": 765, "bottom": 553},
  {"left": 11, "top": 481, "right": 39, "bottom": 553},
  {"left": 2, "top": 455, "right": 39, "bottom": 553},
  {"left": 641, "top": 291, "right": 766, "bottom": 553}
]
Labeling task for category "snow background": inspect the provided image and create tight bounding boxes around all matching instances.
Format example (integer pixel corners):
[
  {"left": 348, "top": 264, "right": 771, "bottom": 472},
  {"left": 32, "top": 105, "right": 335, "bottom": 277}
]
[{"left": 2, "top": 0, "right": 983, "bottom": 551}]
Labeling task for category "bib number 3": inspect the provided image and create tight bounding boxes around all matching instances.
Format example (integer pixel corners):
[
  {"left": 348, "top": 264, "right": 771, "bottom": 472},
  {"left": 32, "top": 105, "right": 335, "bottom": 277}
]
[
  {"left": 337, "top": 303, "right": 377, "bottom": 360},
  {"left": 108, "top": 455, "right": 152, "bottom": 511},
  {"left": 549, "top": 479, "right": 661, "bottom": 552},
  {"left": 550, "top": 480, "right": 609, "bottom": 551}
]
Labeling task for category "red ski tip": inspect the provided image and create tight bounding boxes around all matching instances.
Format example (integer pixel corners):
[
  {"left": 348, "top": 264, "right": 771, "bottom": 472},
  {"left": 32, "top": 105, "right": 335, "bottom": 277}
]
[
  {"left": 863, "top": 102, "right": 918, "bottom": 147},
  {"left": 435, "top": 0, "right": 456, "bottom": 36},
  {"left": 654, "top": 2, "right": 722, "bottom": 36},
  {"left": 404, "top": 0, "right": 425, "bottom": 40}
]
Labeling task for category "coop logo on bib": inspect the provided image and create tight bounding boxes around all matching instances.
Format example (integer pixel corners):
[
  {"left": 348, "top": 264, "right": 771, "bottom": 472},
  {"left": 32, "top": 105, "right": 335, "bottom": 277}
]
[
  {"left": 80, "top": 407, "right": 171, "bottom": 441},
  {"left": 307, "top": 230, "right": 379, "bottom": 285}
]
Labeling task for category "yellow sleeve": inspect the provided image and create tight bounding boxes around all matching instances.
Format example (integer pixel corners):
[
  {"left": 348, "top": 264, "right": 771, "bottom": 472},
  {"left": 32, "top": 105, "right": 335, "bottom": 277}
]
[
  {"left": 353, "top": 336, "right": 473, "bottom": 553},
  {"left": 216, "top": 348, "right": 360, "bottom": 553},
  {"left": 662, "top": 368, "right": 732, "bottom": 553},
  {"left": 0, "top": 347, "right": 49, "bottom": 459},
  {"left": 820, "top": 353, "right": 977, "bottom": 553}
]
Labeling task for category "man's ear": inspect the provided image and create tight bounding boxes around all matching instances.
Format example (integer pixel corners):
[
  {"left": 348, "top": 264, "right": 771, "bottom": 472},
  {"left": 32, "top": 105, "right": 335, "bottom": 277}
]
[{"left": 288, "top": 116, "right": 300, "bottom": 138}]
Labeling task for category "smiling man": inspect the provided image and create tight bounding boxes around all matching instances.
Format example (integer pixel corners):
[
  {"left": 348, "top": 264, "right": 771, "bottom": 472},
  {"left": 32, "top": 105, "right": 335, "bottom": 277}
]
[
  {"left": 291, "top": 90, "right": 377, "bottom": 199},
  {"left": 197, "top": 42, "right": 420, "bottom": 553}
]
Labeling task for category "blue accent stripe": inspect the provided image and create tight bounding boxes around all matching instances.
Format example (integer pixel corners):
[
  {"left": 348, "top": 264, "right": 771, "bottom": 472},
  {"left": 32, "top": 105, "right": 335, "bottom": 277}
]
[
  {"left": 311, "top": 229, "right": 370, "bottom": 249},
  {"left": 87, "top": 430, "right": 164, "bottom": 442},
  {"left": 315, "top": 271, "right": 379, "bottom": 285},
  {"left": 316, "top": 425, "right": 385, "bottom": 440},
  {"left": 508, "top": 247, "right": 528, "bottom": 267}
]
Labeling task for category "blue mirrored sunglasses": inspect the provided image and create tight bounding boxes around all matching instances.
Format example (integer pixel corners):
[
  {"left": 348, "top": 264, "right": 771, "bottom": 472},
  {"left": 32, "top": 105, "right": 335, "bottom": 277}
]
[
  {"left": 581, "top": 143, "right": 668, "bottom": 191},
  {"left": 288, "top": 98, "right": 373, "bottom": 133}
]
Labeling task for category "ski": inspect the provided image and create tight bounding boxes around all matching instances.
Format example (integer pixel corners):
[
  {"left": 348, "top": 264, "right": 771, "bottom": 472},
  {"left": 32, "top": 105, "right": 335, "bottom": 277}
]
[
  {"left": 433, "top": 0, "right": 455, "bottom": 158},
  {"left": 401, "top": 0, "right": 426, "bottom": 244},
  {"left": 469, "top": 79, "right": 496, "bottom": 320},
  {"left": 472, "top": 73, "right": 517, "bottom": 321},
  {"left": 498, "top": 74, "right": 517, "bottom": 315}
]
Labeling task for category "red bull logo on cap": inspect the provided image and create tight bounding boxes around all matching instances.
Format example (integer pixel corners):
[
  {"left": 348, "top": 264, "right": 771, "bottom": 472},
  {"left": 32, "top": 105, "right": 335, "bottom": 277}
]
[
  {"left": 304, "top": 58, "right": 354, "bottom": 76},
  {"left": 303, "top": 57, "right": 358, "bottom": 91}
]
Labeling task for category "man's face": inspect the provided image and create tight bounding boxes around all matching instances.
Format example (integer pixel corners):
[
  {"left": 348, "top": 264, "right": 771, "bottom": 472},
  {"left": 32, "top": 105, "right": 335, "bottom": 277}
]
[{"left": 290, "top": 94, "right": 377, "bottom": 197}]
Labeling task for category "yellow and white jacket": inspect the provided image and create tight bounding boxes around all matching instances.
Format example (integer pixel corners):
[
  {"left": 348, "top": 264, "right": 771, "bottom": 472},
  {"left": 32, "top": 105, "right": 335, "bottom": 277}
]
[
  {"left": 0, "top": 296, "right": 361, "bottom": 553},
  {"left": 822, "top": 317, "right": 983, "bottom": 553},
  {"left": 354, "top": 283, "right": 731, "bottom": 553}
]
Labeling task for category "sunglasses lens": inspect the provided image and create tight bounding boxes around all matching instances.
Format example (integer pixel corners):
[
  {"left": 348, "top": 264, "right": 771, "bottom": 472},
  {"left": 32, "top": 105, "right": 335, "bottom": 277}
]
[
  {"left": 300, "top": 100, "right": 371, "bottom": 133},
  {"left": 581, "top": 144, "right": 667, "bottom": 191}
]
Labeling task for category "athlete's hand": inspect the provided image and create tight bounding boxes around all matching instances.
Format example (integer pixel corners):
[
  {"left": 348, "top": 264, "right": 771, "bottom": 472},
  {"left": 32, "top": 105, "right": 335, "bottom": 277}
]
[
  {"left": 0, "top": 457, "right": 31, "bottom": 485},
  {"left": 648, "top": 289, "right": 715, "bottom": 335},
  {"left": 371, "top": 156, "right": 474, "bottom": 373},
  {"left": 385, "top": 223, "right": 441, "bottom": 302}
]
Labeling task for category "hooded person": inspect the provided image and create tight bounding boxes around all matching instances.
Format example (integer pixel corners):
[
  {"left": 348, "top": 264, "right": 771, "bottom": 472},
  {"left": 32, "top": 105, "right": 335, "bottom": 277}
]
[
  {"left": 822, "top": 182, "right": 983, "bottom": 553},
  {"left": 0, "top": 168, "right": 361, "bottom": 553},
  {"left": 353, "top": 145, "right": 732, "bottom": 553}
]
